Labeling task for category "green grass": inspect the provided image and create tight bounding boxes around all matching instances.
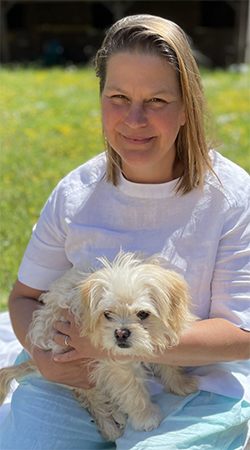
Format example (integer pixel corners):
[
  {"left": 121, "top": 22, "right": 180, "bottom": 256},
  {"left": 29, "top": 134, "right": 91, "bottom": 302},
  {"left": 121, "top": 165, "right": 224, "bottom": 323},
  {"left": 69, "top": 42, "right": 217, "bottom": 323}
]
[
  {"left": 0, "top": 67, "right": 103, "bottom": 309},
  {"left": 201, "top": 68, "right": 250, "bottom": 170},
  {"left": 1, "top": 66, "right": 249, "bottom": 311}
]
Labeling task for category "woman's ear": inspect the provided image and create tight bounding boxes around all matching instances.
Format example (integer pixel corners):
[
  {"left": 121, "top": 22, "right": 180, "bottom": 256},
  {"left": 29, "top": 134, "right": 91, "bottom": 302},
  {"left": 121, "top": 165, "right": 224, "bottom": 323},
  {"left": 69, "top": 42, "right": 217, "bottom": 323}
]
[{"left": 180, "top": 107, "right": 186, "bottom": 126}]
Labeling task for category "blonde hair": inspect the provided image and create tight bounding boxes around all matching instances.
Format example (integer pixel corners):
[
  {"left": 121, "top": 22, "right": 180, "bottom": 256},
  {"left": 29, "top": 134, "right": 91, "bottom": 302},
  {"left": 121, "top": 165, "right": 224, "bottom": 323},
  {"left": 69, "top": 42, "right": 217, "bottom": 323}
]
[{"left": 95, "top": 14, "right": 215, "bottom": 194}]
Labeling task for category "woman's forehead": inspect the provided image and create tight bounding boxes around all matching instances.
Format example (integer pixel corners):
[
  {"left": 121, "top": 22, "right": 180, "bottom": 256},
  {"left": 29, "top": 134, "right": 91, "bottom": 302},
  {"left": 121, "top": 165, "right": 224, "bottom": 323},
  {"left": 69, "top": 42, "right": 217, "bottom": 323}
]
[{"left": 104, "top": 52, "right": 181, "bottom": 95}]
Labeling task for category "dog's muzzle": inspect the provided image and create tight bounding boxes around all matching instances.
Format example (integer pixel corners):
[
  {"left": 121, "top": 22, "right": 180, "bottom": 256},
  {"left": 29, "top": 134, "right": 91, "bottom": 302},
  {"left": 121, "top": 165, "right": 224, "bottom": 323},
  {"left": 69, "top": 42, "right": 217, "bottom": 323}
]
[{"left": 114, "top": 328, "right": 131, "bottom": 348}]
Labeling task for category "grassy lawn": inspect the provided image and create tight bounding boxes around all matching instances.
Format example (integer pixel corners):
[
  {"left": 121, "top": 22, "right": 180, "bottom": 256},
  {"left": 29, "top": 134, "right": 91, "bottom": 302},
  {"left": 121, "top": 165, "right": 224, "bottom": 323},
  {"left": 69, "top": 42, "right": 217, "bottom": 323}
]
[
  {"left": 0, "top": 66, "right": 249, "bottom": 311},
  {"left": 201, "top": 68, "right": 250, "bottom": 170}
]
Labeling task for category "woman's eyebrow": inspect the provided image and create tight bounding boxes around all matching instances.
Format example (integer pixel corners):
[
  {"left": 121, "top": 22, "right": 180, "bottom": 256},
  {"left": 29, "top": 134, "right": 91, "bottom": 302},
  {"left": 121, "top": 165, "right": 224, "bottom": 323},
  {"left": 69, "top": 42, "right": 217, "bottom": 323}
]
[
  {"left": 104, "top": 86, "right": 176, "bottom": 97},
  {"left": 150, "top": 90, "right": 176, "bottom": 98},
  {"left": 104, "top": 86, "right": 127, "bottom": 93}
]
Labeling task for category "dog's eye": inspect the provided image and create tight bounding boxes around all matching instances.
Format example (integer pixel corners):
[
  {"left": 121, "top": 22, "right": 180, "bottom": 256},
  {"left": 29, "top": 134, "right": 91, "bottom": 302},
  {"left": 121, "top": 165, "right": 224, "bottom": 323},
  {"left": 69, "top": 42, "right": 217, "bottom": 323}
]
[
  {"left": 104, "top": 311, "right": 112, "bottom": 320},
  {"left": 137, "top": 311, "right": 150, "bottom": 320}
]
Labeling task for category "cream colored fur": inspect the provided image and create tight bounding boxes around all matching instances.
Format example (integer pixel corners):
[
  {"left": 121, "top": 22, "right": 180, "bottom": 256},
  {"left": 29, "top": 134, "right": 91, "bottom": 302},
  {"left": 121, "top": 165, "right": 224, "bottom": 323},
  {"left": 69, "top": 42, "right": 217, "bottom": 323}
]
[{"left": 0, "top": 252, "right": 198, "bottom": 441}]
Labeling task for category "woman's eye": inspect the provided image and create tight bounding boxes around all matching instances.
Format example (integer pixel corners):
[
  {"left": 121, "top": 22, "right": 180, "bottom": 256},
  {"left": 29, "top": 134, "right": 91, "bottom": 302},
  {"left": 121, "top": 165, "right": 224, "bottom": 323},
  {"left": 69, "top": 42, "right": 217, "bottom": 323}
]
[
  {"left": 150, "top": 98, "right": 166, "bottom": 103},
  {"left": 111, "top": 95, "right": 127, "bottom": 100},
  {"left": 137, "top": 311, "right": 150, "bottom": 320},
  {"left": 104, "top": 311, "right": 112, "bottom": 320}
]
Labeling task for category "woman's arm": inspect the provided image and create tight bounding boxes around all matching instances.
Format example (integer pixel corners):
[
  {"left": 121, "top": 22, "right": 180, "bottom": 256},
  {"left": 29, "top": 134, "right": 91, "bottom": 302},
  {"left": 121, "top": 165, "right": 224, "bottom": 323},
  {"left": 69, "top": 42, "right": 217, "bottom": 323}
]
[
  {"left": 156, "top": 318, "right": 250, "bottom": 366},
  {"left": 9, "top": 280, "right": 45, "bottom": 349},
  {"left": 53, "top": 311, "right": 250, "bottom": 366},
  {"left": 8, "top": 280, "right": 94, "bottom": 388}
]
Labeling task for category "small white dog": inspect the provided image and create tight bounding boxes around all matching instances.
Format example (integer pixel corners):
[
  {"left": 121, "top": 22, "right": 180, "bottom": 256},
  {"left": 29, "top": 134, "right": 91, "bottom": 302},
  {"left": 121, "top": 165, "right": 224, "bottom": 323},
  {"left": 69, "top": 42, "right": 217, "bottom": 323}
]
[{"left": 0, "top": 252, "right": 198, "bottom": 441}]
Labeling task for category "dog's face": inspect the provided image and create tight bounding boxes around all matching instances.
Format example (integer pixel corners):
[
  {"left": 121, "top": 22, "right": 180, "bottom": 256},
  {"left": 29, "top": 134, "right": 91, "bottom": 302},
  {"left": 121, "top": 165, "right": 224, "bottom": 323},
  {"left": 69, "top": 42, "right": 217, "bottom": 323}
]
[
  {"left": 78, "top": 253, "right": 194, "bottom": 357},
  {"left": 92, "top": 290, "right": 170, "bottom": 356}
]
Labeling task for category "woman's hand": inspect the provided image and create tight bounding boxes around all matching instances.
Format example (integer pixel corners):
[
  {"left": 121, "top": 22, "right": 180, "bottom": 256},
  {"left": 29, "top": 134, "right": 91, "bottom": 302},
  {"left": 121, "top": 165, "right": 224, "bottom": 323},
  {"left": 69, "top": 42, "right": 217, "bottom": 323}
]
[
  {"left": 52, "top": 308, "right": 108, "bottom": 363},
  {"left": 31, "top": 346, "right": 95, "bottom": 389},
  {"left": 8, "top": 282, "right": 100, "bottom": 389}
]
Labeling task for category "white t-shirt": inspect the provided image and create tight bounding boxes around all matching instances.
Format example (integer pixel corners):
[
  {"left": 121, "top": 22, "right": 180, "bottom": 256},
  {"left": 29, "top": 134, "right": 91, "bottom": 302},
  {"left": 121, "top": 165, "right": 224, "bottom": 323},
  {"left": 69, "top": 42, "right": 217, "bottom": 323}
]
[{"left": 18, "top": 150, "right": 250, "bottom": 402}]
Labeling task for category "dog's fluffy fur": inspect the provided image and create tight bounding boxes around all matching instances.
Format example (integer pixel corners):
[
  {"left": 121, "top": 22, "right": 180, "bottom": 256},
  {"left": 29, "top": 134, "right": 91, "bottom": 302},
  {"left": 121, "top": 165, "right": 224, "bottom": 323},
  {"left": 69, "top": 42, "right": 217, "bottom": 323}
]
[{"left": 0, "top": 252, "right": 198, "bottom": 441}]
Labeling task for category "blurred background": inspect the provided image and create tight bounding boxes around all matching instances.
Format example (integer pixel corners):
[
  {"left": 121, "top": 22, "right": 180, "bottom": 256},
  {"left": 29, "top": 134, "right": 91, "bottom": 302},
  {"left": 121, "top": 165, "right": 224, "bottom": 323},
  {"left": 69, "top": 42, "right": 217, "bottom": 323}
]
[{"left": 1, "top": 0, "right": 250, "bottom": 67}]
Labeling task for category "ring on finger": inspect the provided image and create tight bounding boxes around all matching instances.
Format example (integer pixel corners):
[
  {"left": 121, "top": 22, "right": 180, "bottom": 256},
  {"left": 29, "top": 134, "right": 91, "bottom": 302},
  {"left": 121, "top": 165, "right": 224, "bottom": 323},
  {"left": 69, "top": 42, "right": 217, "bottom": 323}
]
[{"left": 64, "top": 335, "right": 70, "bottom": 347}]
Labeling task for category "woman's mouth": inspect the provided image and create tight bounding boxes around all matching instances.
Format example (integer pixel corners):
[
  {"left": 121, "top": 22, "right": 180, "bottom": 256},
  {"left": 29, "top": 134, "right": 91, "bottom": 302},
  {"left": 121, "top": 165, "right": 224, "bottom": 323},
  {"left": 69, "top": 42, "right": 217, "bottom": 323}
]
[{"left": 122, "top": 135, "right": 154, "bottom": 145}]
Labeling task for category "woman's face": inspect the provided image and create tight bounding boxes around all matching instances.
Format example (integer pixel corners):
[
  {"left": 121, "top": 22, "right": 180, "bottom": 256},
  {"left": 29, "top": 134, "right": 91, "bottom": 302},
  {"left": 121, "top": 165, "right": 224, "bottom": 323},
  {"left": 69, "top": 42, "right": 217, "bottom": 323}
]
[{"left": 101, "top": 52, "right": 186, "bottom": 184}]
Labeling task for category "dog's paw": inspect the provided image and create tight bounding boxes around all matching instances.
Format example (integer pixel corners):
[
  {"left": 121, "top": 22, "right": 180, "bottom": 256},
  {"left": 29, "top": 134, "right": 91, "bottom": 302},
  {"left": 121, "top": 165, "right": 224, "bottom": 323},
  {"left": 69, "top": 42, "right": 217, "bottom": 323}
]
[
  {"left": 131, "top": 403, "right": 163, "bottom": 432},
  {"left": 96, "top": 413, "right": 127, "bottom": 441},
  {"left": 111, "top": 408, "right": 128, "bottom": 431},
  {"left": 169, "top": 375, "right": 198, "bottom": 396}
]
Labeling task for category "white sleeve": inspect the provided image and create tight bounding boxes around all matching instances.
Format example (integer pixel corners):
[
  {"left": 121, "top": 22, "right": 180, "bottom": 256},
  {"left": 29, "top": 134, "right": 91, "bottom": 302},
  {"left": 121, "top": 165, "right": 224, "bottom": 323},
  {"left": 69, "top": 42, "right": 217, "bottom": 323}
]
[
  {"left": 210, "top": 194, "right": 250, "bottom": 331},
  {"left": 18, "top": 183, "right": 72, "bottom": 290}
]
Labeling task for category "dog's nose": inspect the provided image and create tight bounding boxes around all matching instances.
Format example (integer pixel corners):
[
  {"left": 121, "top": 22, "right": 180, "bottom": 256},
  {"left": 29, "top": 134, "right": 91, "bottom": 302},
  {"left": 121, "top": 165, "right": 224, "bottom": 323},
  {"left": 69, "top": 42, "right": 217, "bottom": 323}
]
[{"left": 114, "top": 329, "right": 131, "bottom": 340}]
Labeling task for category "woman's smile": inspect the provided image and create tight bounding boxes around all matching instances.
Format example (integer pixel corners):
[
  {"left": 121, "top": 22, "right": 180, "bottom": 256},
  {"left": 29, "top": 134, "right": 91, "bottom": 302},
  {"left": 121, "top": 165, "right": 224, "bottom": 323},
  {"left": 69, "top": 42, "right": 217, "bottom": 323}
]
[{"left": 122, "top": 134, "right": 155, "bottom": 145}]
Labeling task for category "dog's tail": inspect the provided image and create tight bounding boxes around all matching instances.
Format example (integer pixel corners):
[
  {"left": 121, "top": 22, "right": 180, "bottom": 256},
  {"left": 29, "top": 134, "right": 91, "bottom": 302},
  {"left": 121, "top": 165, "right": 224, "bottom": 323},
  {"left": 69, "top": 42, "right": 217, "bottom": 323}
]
[{"left": 0, "top": 360, "right": 37, "bottom": 406}]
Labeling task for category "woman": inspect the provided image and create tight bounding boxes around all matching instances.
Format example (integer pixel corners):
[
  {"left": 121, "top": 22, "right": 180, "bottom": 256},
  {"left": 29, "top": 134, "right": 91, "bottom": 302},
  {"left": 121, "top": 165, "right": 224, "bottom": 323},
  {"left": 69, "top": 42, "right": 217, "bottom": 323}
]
[{"left": 1, "top": 14, "right": 250, "bottom": 450}]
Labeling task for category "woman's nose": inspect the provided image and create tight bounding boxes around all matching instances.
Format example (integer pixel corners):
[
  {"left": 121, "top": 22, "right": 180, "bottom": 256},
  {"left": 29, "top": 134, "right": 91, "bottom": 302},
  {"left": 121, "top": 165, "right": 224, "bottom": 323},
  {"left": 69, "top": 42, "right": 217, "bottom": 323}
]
[{"left": 124, "top": 103, "right": 148, "bottom": 128}]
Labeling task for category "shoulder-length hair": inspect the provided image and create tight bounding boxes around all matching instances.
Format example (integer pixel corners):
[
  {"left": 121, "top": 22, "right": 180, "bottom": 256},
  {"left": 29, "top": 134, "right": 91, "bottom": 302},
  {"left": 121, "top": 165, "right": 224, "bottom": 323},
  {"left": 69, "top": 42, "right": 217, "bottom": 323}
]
[{"left": 95, "top": 14, "right": 215, "bottom": 195}]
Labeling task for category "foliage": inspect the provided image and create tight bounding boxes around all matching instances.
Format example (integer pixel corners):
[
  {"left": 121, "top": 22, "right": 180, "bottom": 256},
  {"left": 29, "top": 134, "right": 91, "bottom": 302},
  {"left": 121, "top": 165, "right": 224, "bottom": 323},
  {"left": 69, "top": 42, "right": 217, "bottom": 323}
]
[{"left": 0, "top": 66, "right": 249, "bottom": 310}]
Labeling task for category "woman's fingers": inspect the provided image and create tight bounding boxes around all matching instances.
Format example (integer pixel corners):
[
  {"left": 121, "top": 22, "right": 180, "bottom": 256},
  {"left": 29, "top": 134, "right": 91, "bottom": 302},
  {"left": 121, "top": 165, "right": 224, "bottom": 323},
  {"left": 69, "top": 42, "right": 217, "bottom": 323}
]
[
  {"left": 52, "top": 330, "right": 82, "bottom": 361},
  {"left": 53, "top": 330, "right": 72, "bottom": 347},
  {"left": 53, "top": 309, "right": 109, "bottom": 362},
  {"left": 32, "top": 347, "right": 94, "bottom": 388},
  {"left": 60, "top": 308, "right": 73, "bottom": 321},
  {"left": 54, "top": 348, "right": 81, "bottom": 362},
  {"left": 54, "top": 319, "right": 70, "bottom": 334}
]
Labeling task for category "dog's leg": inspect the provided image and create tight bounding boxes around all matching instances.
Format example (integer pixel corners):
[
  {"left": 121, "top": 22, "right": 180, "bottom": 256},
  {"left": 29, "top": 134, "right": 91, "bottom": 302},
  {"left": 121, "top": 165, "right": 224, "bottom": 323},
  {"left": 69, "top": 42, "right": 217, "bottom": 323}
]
[
  {"left": 0, "top": 360, "right": 38, "bottom": 406},
  {"left": 93, "top": 360, "right": 163, "bottom": 433},
  {"left": 72, "top": 386, "right": 127, "bottom": 441},
  {"left": 152, "top": 363, "right": 198, "bottom": 396}
]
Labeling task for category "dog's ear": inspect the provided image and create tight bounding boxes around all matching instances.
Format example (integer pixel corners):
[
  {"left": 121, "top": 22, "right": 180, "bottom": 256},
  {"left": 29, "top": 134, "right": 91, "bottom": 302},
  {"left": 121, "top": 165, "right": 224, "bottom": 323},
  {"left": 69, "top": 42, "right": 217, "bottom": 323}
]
[
  {"left": 146, "top": 267, "right": 193, "bottom": 347},
  {"left": 77, "top": 272, "right": 107, "bottom": 338}
]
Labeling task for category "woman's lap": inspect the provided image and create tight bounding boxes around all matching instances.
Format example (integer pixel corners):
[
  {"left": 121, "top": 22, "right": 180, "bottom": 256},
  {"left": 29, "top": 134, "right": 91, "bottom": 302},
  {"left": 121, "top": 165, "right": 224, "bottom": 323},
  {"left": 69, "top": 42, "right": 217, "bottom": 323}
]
[
  {"left": 0, "top": 375, "right": 116, "bottom": 450},
  {"left": 0, "top": 370, "right": 249, "bottom": 450},
  {"left": 116, "top": 391, "right": 250, "bottom": 450}
]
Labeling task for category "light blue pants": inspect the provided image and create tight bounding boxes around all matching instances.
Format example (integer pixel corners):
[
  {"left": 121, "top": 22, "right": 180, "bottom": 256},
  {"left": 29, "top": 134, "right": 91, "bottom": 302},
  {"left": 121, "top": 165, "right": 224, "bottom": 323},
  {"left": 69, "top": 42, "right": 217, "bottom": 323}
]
[{"left": 0, "top": 352, "right": 249, "bottom": 450}]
